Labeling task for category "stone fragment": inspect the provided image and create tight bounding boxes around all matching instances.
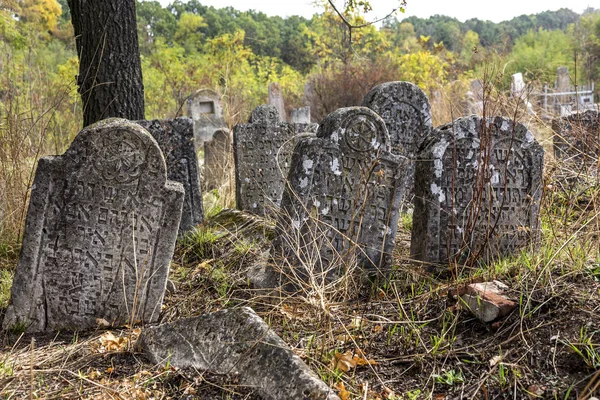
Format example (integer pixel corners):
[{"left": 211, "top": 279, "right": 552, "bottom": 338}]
[
  {"left": 411, "top": 115, "right": 544, "bottom": 267},
  {"left": 270, "top": 107, "right": 406, "bottom": 286},
  {"left": 362, "top": 81, "right": 432, "bottom": 200},
  {"left": 233, "top": 105, "right": 317, "bottom": 216},
  {"left": 268, "top": 82, "right": 287, "bottom": 122},
  {"left": 3, "top": 118, "right": 183, "bottom": 332},
  {"left": 136, "top": 307, "right": 339, "bottom": 400},
  {"left": 459, "top": 281, "right": 517, "bottom": 322},
  {"left": 187, "top": 89, "right": 226, "bottom": 143},
  {"left": 138, "top": 118, "right": 203, "bottom": 235},
  {"left": 552, "top": 109, "right": 599, "bottom": 170},
  {"left": 204, "top": 128, "right": 232, "bottom": 191}
]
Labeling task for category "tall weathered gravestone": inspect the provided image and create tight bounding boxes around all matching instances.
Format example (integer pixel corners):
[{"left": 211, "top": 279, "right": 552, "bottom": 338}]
[
  {"left": 362, "top": 81, "right": 432, "bottom": 198},
  {"left": 3, "top": 119, "right": 184, "bottom": 332},
  {"left": 552, "top": 110, "right": 600, "bottom": 168},
  {"left": 271, "top": 107, "right": 406, "bottom": 283},
  {"left": 204, "top": 128, "right": 232, "bottom": 190},
  {"left": 187, "top": 89, "right": 226, "bottom": 143},
  {"left": 268, "top": 82, "right": 287, "bottom": 122},
  {"left": 138, "top": 118, "right": 203, "bottom": 235},
  {"left": 411, "top": 115, "right": 544, "bottom": 266},
  {"left": 233, "top": 105, "right": 317, "bottom": 216}
]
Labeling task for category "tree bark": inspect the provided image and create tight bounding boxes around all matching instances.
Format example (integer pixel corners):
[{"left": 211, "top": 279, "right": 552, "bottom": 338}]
[{"left": 67, "top": 0, "right": 145, "bottom": 127}]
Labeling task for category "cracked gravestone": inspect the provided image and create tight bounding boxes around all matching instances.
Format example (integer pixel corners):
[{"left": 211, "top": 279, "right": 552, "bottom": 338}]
[
  {"left": 233, "top": 105, "right": 317, "bottom": 216},
  {"left": 186, "top": 89, "right": 226, "bottom": 143},
  {"left": 3, "top": 118, "right": 184, "bottom": 332},
  {"left": 552, "top": 110, "right": 600, "bottom": 170},
  {"left": 137, "top": 118, "right": 203, "bottom": 235},
  {"left": 362, "top": 81, "right": 432, "bottom": 200},
  {"left": 411, "top": 115, "right": 544, "bottom": 267},
  {"left": 136, "top": 307, "right": 339, "bottom": 400},
  {"left": 203, "top": 128, "right": 232, "bottom": 191},
  {"left": 269, "top": 107, "right": 406, "bottom": 286}
]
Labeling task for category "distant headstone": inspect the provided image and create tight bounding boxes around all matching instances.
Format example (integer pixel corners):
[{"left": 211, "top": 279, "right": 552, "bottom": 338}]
[
  {"left": 511, "top": 73, "right": 526, "bottom": 99},
  {"left": 187, "top": 89, "right": 226, "bottom": 143},
  {"left": 3, "top": 119, "right": 184, "bottom": 332},
  {"left": 138, "top": 118, "right": 203, "bottom": 234},
  {"left": 362, "top": 81, "right": 432, "bottom": 198},
  {"left": 552, "top": 110, "right": 600, "bottom": 168},
  {"left": 272, "top": 107, "right": 406, "bottom": 282},
  {"left": 268, "top": 82, "right": 287, "bottom": 122},
  {"left": 290, "top": 107, "right": 311, "bottom": 124},
  {"left": 411, "top": 115, "right": 544, "bottom": 267},
  {"left": 204, "top": 128, "right": 232, "bottom": 190},
  {"left": 556, "top": 66, "right": 570, "bottom": 92},
  {"left": 233, "top": 105, "right": 316, "bottom": 216}
]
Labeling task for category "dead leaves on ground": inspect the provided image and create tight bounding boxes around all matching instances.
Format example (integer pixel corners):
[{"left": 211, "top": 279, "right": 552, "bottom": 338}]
[
  {"left": 332, "top": 349, "right": 378, "bottom": 372},
  {"left": 93, "top": 328, "right": 141, "bottom": 353}
]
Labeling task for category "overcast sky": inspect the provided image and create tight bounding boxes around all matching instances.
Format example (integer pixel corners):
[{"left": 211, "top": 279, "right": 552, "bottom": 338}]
[{"left": 155, "top": 0, "right": 595, "bottom": 23}]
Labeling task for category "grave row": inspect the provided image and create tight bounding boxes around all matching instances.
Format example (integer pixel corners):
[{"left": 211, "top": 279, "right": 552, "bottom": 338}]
[{"left": 10, "top": 81, "right": 599, "bottom": 332}]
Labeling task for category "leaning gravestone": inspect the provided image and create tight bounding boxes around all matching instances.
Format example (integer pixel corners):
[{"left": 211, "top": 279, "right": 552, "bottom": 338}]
[
  {"left": 187, "top": 89, "right": 226, "bottom": 143},
  {"left": 362, "top": 81, "right": 432, "bottom": 198},
  {"left": 411, "top": 115, "right": 544, "bottom": 267},
  {"left": 233, "top": 105, "right": 317, "bottom": 216},
  {"left": 3, "top": 119, "right": 184, "bottom": 332},
  {"left": 204, "top": 128, "right": 232, "bottom": 190},
  {"left": 271, "top": 107, "right": 406, "bottom": 284},
  {"left": 138, "top": 118, "right": 203, "bottom": 235},
  {"left": 552, "top": 109, "right": 600, "bottom": 169}
]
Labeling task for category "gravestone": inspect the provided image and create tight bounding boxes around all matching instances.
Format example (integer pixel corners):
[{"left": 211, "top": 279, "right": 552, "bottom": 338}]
[
  {"left": 137, "top": 118, "right": 203, "bottom": 234},
  {"left": 552, "top": 110, "right": 600, "bottom": 168},
  {"left": 271, "top": 107, "right": 406, "bottom": 284},
  {"left": 411, "top": 115, "right": 544, "bottom": 267},
  {"left": 3, "top": 119, "right": 184, "bottom": 332},
  {"left": 268, "top": 82, "right": 287, "bottom": 122},
  {"left": 187, "top": 89, "right": 226, "bottom": 143},
  {"left": 233, "top": 105, "right": 317, "bottom": 216},
  {"left": 204, "top": 128, "right": 232, "bottom": 190},
  {"left": 362, "top": 81, "right": 432, "bottom": 198},
  {"left": 291, "top": 107, "right": 311, "bottom": 124}
]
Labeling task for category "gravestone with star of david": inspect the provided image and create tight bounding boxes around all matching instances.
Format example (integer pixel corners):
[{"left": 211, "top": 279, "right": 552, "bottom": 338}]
[
  {"left": 268, "top": 107, "right": 407, "bottom": 285},
  {"left": 410, "top": 115, "right": 544, "bottom": 267},
  {"left": 3, "top": 119, "right": 184, "bottom": 332}
]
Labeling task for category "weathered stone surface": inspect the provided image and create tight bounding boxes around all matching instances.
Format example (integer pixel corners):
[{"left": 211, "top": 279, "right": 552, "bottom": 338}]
[
  {"left": 460, "top": 281, "right": 516, "bottom": 322},
  {"left": 233, "top": 105, "right": 317, "bottom": 216},
  {"left": 136, "top": 307, "right": 339, "bottom": 400},
  {"left": 270, "top": 107, "right": 406, "bottom": 285},
  {"left": 268, "top": 82, "right": 287, "bottom": 122},
  {"left": 411, "top": 115, "right": 544, "bottom": 267},
  {"left": 362, "top": 81, "right": 432, "bottom": 199},
  {"left": 291, "top": 107, "right": 311, "bottom": 124},
  {"left": 187, "top": 89, "right": 226, "bottom": 143},
  {"left": 552, "top": 110, "right": 599, "bottom": 168},
  {"left": 3, "top": 118, "right": 183, "bottom": 332},
  {"left": 138, "top": 118, "right": 203, "bottom": 235},
  {"left": 204, "top": 128, "right": 232, "bottom": 190}
]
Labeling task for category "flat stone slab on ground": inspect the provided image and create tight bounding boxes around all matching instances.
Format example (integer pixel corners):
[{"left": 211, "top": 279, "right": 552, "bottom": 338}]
[
  {"left": 136, "top": 307, "right": 339, "bottom": 400},
  {"left": 3, "top": 118, "right": 183, "bottom": 332}
]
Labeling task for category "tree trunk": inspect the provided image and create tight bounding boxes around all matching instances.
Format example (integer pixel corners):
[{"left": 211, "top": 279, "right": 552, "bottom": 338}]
[{"left": 67, "top": 0, "right": 144, "bottom": 127}]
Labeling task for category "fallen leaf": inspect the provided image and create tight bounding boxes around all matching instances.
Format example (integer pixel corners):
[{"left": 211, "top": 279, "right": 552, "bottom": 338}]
[
  {"left": 381, "top": 386, "right": 395, "bottom": 399},
  {"left": 334, "top": 381, "right": 350, "bottom": 400},
  {"left": 332, "top": 350, "right": 378, "bottom": 372}
]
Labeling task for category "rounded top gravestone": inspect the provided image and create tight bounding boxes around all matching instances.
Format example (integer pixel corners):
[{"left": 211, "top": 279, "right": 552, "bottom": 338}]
[{"left": 3, "top": 118, "right": 184, "bottom": 332}]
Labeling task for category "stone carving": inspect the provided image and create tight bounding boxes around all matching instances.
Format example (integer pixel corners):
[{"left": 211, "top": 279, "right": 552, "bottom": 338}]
[
  {"left": 3, "top": 119, "right": 184, "bottom": 332},
  {"left": 138, "top": 118, "right": 203, "bottom": 235},
  {"left": 552, "top": 110, "right": 599, "bottom": 169},
  {"left": 271, "top": 107, "right": 406, "bottom": 284},
  {"left": 233, "top": 105, "right": 317, "bottom": 216},
  {"left": 204, "top": 128, "right": 232, "bottom": 190},
  {"left": 411, "top": 115, "right": 544, "bottom": 267},
  {"left": 186, "top": 89, "right": 226, "bottom": 143},
  {"left": 268, "top": 82, "right": 287, "bottom": 122},
  {"left": 362, "top": 81, "right": 432, "bottom": 198},
  {"left": 136, "top": 307, "right": 340, "bottom": 400}
]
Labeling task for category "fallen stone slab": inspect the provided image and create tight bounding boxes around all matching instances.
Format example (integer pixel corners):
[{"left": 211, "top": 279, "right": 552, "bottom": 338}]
[
  {"left": 459, "top": 281, "right": 517, "bottom": 323},
  {"left": 136, "top": 307, "right": 339, "bottom": 400}
]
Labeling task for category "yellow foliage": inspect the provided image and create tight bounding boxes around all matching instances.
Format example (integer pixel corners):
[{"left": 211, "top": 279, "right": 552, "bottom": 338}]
[{"left": 19, "top": 0, "right": 61, "bottom": 34}]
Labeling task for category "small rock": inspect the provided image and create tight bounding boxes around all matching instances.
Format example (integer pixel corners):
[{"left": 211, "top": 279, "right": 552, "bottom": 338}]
[
  {"left": 136, "top": 307, "right": 339, "bottom": 400},
  {"left": 460, "top": 281, "right": 517, "bottom": 323}
]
